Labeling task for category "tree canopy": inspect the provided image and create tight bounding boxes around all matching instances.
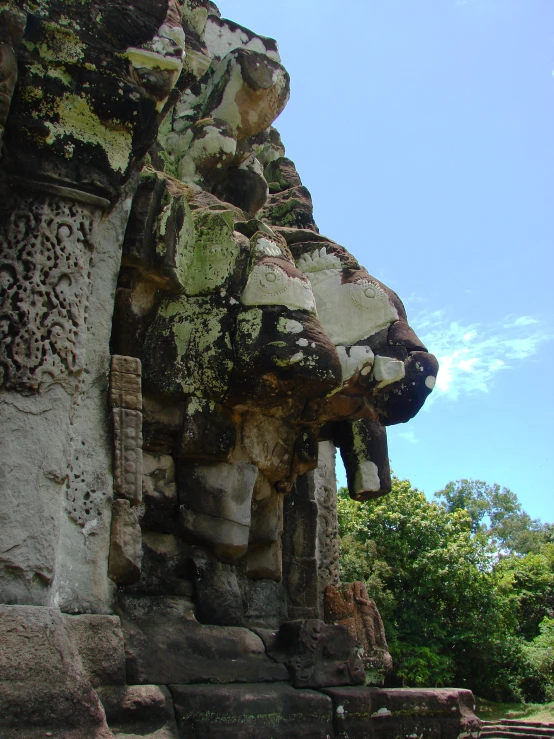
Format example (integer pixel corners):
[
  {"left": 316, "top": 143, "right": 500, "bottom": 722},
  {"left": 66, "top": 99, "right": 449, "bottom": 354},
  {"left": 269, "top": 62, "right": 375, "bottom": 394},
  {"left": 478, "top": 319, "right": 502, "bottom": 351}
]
[{"left": 337, "top": 477, "right": 554, "bottom": 702}]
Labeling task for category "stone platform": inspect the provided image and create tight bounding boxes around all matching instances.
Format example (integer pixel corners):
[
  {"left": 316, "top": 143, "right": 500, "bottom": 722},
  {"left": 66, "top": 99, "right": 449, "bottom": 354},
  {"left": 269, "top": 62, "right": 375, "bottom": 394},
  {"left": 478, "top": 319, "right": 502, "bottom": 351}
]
[{"left": 0, "top": 605, "right": 481, "bottom": 739}]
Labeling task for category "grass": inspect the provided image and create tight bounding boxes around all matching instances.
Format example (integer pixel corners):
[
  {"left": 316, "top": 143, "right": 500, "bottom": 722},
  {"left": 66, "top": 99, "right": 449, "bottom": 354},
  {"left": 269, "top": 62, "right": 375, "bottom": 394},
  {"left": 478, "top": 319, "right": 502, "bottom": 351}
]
[{"left": 476, "top": 697, "right": 554, "bottom": 723}]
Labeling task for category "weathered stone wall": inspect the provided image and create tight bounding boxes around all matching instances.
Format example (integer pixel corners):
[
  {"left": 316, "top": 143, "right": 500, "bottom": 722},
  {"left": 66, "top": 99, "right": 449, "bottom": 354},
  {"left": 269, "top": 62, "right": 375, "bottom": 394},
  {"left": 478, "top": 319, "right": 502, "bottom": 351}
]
[{"left": 0, "top": 1, "right": 479, "bottom": 737}]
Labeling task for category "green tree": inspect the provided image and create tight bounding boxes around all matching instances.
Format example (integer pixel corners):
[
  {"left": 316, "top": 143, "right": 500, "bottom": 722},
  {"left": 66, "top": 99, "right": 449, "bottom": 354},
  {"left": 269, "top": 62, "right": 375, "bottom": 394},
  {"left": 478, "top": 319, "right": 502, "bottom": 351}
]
[
  {"left": 521, "top": 617, "right": 554, "bottom": 702},
  {"left": 435, "top": 479, "right": 548, "bottom": 554},
  {"left": 496, "top": 544, "right": 554, "bottom": 640},
  {"left": 337, "top": 478, "right": 521, "bottom": 698}
]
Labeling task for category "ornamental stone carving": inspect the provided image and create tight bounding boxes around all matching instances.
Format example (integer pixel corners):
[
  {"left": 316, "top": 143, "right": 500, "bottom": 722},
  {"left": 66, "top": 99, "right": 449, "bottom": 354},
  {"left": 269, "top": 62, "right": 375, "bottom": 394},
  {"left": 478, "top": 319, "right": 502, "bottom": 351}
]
[{"left": 0, "top": 3, "right": 483, "bottom": 737}]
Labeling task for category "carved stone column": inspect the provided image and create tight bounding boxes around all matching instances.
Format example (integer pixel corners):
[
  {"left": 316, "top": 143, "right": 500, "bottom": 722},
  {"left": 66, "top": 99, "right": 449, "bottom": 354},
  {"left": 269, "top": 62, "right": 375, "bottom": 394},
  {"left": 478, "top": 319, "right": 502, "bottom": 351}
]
[
  {"left": 0, "top": 182, "right": 131, "bottom": 611},
  {"left": 0, "top": 0, "right": 186, "bottom": 612}
]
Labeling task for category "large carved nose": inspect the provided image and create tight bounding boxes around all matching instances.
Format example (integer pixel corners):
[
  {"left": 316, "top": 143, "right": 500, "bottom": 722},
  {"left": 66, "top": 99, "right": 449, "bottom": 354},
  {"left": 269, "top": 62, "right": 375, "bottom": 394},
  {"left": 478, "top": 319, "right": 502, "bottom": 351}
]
[
  {"left": 371, "top": 320, "right": 439, "bottom": 425},
  {"left": 230, "top": 308, "right": 343, "bottom": 413}
]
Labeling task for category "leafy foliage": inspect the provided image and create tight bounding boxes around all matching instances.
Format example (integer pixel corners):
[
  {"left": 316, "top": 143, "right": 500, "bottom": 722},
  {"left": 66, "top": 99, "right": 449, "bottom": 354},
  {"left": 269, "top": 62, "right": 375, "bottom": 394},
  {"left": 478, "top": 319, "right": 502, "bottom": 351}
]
[
  {"left": 337, "top": 477, "right": 554, "bottom": 702},
  {"left": 435, "top": 479, "right": 550, "bottom": 554}
]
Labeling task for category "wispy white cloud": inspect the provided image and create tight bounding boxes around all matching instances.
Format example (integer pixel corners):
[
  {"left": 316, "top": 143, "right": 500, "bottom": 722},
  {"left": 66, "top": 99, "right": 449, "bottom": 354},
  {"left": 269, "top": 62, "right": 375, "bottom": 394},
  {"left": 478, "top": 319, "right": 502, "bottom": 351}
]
[
  {"left": 412, "top": 311, "right": 552, "bottom": 401},
  {"left": 398, "top": 429, "right": 418, "bottom": 444}
]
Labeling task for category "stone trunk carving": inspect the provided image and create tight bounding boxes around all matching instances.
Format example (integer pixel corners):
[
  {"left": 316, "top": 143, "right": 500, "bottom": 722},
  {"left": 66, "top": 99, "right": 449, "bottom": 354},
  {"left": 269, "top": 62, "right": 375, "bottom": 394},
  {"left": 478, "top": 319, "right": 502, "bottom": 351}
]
[
  {"left": 325, "top": 581, "right": 393, "bottom": 685},
  {"left": 111, "top": 356, "right": 143, "bottom": 504},
  {"left": 0, "top": 1, "right": 482, "bottom": 737}
]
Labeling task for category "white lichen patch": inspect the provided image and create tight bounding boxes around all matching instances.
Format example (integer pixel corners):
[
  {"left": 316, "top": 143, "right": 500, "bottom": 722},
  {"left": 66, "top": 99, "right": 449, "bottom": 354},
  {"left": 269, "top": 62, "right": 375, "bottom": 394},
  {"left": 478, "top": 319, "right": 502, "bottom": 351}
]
[
  {"left": 275, "top": 351, "right": 304, "bottom": 367},
  {"left": 177, "top": 125, "right": 237, "bottom": 183},
  {"left": 304, "top": 268, "right": 398, "bottom": 345},
  {"left": 209, "top": 58, "right": 244, "bottom": 134},
  {"left": 353, "top": 460, "right": 381, "bottom": 495},
  {"left": 44, "top": 94, "right": 132, "bottom": 174},
  {"left": 278, "top": 318, "right": 303, "bottom": 334},
  {"left": 204, "top": 17, "right": 281, "bottom": 62},
  {"left": 371, "top": 707, "right": 391, "bottom": 717},
  {"left": 336, "top": 345, "right": 374, "bottom": 382},
  {"left": 349, "top": 421, "right": 382, "bottom": 494},
  {"left": 241, "top": 263, "right": 316, "bottom": 313},
  {"left": 425, "top": 375, "right": 436, "bottom": 390},
  {"left": 373, "top": 355, "right": 406, "bottom": 388}
]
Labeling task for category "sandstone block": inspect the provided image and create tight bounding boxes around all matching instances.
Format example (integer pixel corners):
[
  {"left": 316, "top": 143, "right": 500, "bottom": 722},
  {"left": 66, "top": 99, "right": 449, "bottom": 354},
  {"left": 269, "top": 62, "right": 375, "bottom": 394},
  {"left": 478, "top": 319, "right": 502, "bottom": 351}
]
[
  {"left": 269, "top": 619, "right": 366, "bottom": 689},
  {"left": 241, "top": 578, "right": 288, "bottom": 630},
  {"left": 170, "top": 683, "right": 334, "bottom": 739},
  {"left": 110, "top": 355, "right": 142, "bottom": 411},
  {"left": 97, "top": 684, "right": 178, "bottom": 738},
  {"left": 64, "top": 614, "right": 126, "bottom": 687},
  {"left": 246, "top": 541, "right": 282, "bottom": 582},
  {"left": 189, "top": 550, "right": 246, "bottom": 626},
  {"left": 176, "top": 396, "right": 236, "bottom": 462},
  {"left": 141, "top": 453, "right": 178, "bottom": 533},
  {"left": 178, "top": 507, "right": 250, "bottom": 562},
  {"left": 321, "top": 686, "right": 481, "bottom": 739},
  {"left": 241, "top": 412, "right": 295, "bottom": 482},
  {"left": 109, "top": 499, "right": 142, "bottom": 585},
  {"left": 0, "top": 605, "right": 113, "bottom": 739},
  {"left": 260, "top": 185, "right": 317, "bottom": 230},
  {"left": 117, "top": 595, "right": 288, "bottom": 685},
  {"left": 128, "top": 533, "right": 193, "bottom": 596}
]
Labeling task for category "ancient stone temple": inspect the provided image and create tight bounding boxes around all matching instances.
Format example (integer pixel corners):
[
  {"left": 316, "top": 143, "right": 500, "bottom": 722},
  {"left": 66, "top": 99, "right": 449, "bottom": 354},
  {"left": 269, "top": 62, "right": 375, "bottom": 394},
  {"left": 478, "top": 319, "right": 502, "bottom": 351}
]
[{"left": 0, "top": 1, "right": 480, "bottom": 736}]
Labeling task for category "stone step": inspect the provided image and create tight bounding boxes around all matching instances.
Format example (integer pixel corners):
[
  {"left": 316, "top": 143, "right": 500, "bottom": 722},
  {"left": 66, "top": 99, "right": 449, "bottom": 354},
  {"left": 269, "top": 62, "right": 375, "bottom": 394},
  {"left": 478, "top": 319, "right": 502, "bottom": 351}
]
[
  {"left": 482, "top": 720, "right": 554, "bottom": 727},
  {"left": 500, "top": 721, "right": 554, "bottom": 730},
  {"left": 480, "top": 730, "right": 554, "bottom": 739},
  {"left": 481, "top": 721, "right": 554, "bottom": 736}
]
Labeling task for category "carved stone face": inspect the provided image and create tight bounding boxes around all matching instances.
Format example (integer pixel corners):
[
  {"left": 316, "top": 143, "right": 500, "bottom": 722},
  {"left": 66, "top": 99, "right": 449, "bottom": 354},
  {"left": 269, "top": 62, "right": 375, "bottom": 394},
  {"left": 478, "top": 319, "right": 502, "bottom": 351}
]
[
  {"left": 297, "top": 250, "right": 398, "bottom": 346},
  {"left": 136, "top": 225, "right": 343, "bottom": 563},
  {"left": 140, "top": 228, "right": 342, "bottom": 413},
  {"left": 111, "top": 8, "right": 438, "bottom": 577},
  {"left": 291, "top": 241, "right": 438, "bottom": 428},
  {"left": 241, "top": 256, "right": 317, "bottom": 314}
]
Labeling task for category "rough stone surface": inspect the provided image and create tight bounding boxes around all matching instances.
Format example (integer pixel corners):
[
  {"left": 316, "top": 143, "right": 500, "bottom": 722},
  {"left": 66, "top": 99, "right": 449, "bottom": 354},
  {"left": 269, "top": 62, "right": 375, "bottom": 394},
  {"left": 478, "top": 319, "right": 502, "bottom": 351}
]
[
  {"left": 325, "top": 582, "right": 393, "bottom": 685},
  {"left": 268, "top": 619, "right": 366, "bottom": 689},
  {"left": 98, "top": 684, "right": 179, "bottom": 738},
  {"left": 322, "top": 687, "right": 481, "bottom": 739},
  {"left": 282, "top": 472, "right": 320, "bottom": 620},
  {"left": 117, "top": 595, "right": 288, "bottom": 685},
  {"left": 314, "top": 441, "right": 341, "bottom": 613},
  {"left": 240, "top": 577, "right": 288, "bottom": 629},
  {"left": 0, "top": 1, "right": 450, "bottom": 735},
  {"left": 0, "top": 605, "right": 113, "bottom": 738},
  {"left": 141, "top": 453, "right": 179, "bottom": 533},
  {"left": 64, "top": 614, "right": 127, "bottom": 687},
  {"left": 109, "top": 500, "right": 142, "bottom": 585},
  {"left": 170, "top": 683, "right": 335, "bottom": 738}
]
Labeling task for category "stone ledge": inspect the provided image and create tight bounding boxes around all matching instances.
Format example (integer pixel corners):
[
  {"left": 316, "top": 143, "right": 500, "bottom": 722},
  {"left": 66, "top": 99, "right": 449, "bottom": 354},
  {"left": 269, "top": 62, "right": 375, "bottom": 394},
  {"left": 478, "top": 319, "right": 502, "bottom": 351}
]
[
  {"left": 170, "top": 682, "right": 334, "bottom": 739},
  {"left": 321, "top": 686, "right": 481, "bottom": 739}
]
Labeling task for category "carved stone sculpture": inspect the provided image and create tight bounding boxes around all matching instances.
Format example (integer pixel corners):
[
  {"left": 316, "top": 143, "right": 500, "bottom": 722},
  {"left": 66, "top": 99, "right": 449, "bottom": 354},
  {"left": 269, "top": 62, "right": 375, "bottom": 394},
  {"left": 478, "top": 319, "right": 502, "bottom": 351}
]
[
  {"left": 325, "top": 581, "right": 394, "bottom": 685},
  {"left": 0, "top": 2, "right": 480, "bottom": 737}
]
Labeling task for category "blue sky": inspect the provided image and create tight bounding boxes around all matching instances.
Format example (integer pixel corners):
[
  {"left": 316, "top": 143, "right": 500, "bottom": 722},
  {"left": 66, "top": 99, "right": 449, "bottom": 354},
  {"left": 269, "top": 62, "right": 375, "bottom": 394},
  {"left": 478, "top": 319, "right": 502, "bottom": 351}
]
[{"left": 215, "top": 0, "right": 554, "bottom": 523}]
